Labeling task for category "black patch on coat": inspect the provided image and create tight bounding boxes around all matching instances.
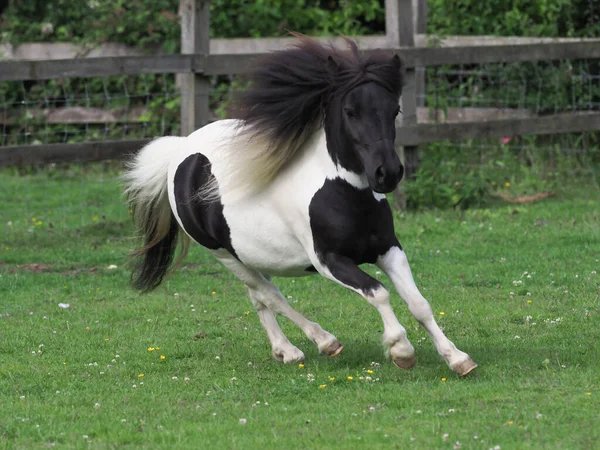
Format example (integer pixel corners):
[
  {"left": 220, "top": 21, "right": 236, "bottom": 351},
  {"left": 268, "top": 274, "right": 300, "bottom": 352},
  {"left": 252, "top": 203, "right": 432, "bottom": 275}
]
[
  {"left": 173, "top": 153, "right": 237, "bottom": 257},
  {"left": 309, "top": 178, "right": 400, "bottom": 291}
]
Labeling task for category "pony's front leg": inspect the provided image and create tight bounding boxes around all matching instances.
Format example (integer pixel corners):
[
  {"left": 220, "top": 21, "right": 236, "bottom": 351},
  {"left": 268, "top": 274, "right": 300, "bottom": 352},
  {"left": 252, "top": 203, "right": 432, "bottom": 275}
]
[
  {"left": 314, "top": 253, "right": 417, "bottom": 369},
  {"left": 377, "top": 246, "right": 477, "bottom": 376}
]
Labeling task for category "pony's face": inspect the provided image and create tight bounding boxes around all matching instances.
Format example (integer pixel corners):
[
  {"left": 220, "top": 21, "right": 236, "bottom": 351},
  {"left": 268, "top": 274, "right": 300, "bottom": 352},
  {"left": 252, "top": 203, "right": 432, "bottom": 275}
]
[{"left": 341, "top": 82, "right": 403, "bottom": 193}]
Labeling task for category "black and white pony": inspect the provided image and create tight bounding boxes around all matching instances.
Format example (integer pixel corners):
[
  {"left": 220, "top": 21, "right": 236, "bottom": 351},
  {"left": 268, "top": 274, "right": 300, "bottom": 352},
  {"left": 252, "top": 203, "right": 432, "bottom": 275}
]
[{"left": 123, "top": 36, "right": 477, "bottom": 376}]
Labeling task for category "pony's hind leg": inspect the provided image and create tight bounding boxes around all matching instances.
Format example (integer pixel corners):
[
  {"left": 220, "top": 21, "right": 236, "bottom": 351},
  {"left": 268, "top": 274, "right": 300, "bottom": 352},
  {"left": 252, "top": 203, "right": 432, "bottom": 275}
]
[
  {"left": 214, "top": 250, "right": 343, "bottom": 360},
  {"left": 246, "top": 286, "right": 305, "bottom": 363}
]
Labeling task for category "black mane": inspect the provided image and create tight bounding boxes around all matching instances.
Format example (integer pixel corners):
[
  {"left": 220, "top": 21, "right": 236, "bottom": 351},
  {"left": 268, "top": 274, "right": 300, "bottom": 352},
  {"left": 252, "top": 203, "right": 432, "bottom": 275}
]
[{"left": 235, "top": 34, "right": 404, "bottom": 157}]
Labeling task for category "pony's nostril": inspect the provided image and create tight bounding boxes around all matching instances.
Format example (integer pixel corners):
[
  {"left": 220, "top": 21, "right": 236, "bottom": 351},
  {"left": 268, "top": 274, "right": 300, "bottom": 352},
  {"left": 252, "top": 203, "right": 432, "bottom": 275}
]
[{"left": 375, "top": 166, "right": 386, "bottom": 183}]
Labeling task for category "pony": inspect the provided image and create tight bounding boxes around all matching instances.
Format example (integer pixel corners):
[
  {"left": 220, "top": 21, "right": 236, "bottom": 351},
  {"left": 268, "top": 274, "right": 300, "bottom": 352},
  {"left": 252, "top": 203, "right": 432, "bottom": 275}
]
[{"left": 122, "top": 35, "right": 477, "bottom": 376}]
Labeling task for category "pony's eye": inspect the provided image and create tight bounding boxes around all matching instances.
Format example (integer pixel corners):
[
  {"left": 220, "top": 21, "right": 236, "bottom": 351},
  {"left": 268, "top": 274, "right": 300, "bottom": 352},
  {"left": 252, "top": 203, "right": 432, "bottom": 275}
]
[{"left": 344, "top": 108, "right": 355, "bottom": 118}]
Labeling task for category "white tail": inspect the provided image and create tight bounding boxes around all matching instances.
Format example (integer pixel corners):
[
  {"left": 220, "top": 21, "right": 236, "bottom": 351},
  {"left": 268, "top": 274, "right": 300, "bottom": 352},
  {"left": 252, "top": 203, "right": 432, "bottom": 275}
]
[{"left": 122, "top": 137, "right": 183, "bottom": 209}]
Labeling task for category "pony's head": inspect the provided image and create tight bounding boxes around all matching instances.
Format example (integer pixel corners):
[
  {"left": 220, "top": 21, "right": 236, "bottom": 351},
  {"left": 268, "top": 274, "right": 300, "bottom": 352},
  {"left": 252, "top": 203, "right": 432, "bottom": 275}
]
[
  {"left": 324, "top": 45, "right": 405, "bottom": 193},
  {"left": 233, "top": 35, "right": 405, "bottom": 195}
]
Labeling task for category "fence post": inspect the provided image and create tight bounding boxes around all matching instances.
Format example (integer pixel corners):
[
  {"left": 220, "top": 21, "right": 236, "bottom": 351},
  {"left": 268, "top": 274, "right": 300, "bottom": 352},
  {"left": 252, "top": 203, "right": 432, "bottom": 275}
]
[
  {"left": 415, "top": 0, "right": 427, "bottom": 109},
  {"left": 386, "top": 0, "right": 419, "bottom": 208},
  {"left": 180, "top": 0, "right": 210, "bottom": 136}
]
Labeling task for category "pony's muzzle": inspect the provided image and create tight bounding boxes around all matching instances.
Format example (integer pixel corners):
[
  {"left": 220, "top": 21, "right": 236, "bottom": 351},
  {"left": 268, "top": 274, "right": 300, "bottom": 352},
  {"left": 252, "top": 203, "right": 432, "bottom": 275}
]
[{"left": 373, "top": 163, "right": 404, "bottom": 193}]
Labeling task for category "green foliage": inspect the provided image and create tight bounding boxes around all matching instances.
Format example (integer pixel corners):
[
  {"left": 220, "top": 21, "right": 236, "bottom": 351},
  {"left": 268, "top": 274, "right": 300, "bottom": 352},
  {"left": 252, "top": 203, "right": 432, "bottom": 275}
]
[
  {"left": 1, "top": 0, "right": 182, "bottom": 50},
  {"left": 213, "top": 0, "right": 384, "bottom": 38},
  {"left": 1, "top": 1, "right": 384, "bottom": 49},
  {"left": 428, "top": 0, "right": 600, "bottom": 38},
  {"left": 404, "top": 133, "right": 600, "bottom": 210}
]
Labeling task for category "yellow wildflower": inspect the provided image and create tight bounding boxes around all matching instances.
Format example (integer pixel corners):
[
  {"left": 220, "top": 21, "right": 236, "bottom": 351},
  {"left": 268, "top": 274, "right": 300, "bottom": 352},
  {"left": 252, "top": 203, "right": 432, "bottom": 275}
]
[
  {"left": 505, "top": 182, "right": 511, "bottom": 187},
  {"left": 148, "top": 347, "right": 155, "bottom": 351},
  {"left": 441, "top": 377, "right": 447, "bottom": 382},
  {"left": 439, "top": 312, "right": 445, "bottom": 316},
  {"left": 160, "top": 355, "right": 166, "bottom": 360},
  {"left": 328, "top": 376, "right": 335, "bottom": 381},
  {"left": 298, "top": 363, "right": 304, "bottom": 369},
  {"left": 367, "top": 370, "right": 374, "bottom": 374},
  {"left": 319, "top": 384, "right": 326, "bottom": 389},
  {"left": 347, "top": 376, "right": 353, "bottom": 381},
  {"left": 138, "top": 374, "right": 144, "bottom": 378}
]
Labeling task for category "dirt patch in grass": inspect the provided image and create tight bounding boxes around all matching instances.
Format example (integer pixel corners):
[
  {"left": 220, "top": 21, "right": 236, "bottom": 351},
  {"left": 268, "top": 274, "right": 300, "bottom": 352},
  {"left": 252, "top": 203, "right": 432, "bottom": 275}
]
[{"left": 0, "top": 261, "right": 99, "bottom": 275}]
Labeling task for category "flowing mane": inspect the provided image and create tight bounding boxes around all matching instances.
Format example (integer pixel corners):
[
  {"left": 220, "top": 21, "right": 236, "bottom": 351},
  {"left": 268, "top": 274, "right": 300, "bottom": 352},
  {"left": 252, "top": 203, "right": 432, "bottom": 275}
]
[{"left": 200, "top": 34, "right": 404, "bottom": 202}]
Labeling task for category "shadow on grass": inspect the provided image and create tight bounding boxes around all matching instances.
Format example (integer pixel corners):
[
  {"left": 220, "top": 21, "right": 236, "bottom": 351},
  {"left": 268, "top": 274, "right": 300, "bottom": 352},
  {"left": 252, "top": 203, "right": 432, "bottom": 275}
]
[{"left": 245, "top": 338, "right": 600, "bottom": 378}]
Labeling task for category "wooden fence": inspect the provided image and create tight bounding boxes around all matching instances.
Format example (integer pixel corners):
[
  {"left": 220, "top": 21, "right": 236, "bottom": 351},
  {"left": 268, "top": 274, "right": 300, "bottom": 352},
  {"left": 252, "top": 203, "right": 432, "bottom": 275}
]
[{"left": 1, "top": 0, "right": 599, "bottom": 168}]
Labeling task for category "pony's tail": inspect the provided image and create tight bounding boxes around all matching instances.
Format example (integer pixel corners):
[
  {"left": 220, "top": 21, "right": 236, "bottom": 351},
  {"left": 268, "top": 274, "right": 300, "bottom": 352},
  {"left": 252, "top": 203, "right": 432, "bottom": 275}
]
[{"left": 121, "top": 137, "right": 190, "bottom": 292}]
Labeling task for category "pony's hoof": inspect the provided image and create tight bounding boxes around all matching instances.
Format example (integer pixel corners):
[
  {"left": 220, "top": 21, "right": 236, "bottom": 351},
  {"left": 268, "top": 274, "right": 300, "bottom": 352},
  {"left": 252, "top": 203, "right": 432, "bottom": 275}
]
[
  {"left": 451, "top": 358, "right": 478, "bottom": 376},
  {"left": 321, "top": 340, "right": 344, "bottom": 358},
  {"left": 393, "top": 356, "right": 416, "bottom": 370},
  {"left": 273, "top": 347, "right": 305, "bottom": 364}
]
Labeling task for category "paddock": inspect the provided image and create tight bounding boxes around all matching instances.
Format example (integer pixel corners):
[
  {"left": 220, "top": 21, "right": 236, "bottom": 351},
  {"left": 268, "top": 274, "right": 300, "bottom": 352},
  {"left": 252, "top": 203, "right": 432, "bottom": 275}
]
[{"left": 1, "top": 0, "right": 599, "bottom": 447}]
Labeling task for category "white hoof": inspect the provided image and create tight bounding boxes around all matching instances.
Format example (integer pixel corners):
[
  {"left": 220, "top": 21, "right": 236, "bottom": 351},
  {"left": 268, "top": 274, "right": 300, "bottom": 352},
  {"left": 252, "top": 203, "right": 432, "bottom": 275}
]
[
  {"left": 385, "top": 336, "right": 415, "bottom": 362},
  {"left": 451, "top": 357, "right": 478, "bottom": 376},
  {"left": 272, "top": 345, "right": 305, "bottom": 364}
]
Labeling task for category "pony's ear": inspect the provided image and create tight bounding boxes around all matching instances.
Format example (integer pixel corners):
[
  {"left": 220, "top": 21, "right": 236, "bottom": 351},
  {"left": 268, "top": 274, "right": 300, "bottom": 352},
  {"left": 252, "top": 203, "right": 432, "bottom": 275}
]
[
  {"left": 326, "top": 55, "right": 340, "bottom": 74},
  {"left": 391, "top": 54, "right": 403, "bottom": 70}
]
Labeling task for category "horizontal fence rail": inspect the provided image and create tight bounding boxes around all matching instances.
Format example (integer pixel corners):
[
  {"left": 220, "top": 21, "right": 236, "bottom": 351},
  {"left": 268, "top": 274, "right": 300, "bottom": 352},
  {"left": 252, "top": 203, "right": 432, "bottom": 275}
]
[
  {"left": 3, "top": 111, "right": 599, "bottom": 166},
  {"left": 396, "top": 111, "right": 600, "bottom": 146},
  {"left": 0, "top": 139, "right": 149, "bottom": 166},
  {"left": 0, "top": 54, "right": 205, "bottom": 81},
  {"left": 1, "top": 26, "right": 599, "bottom": 167},
  {"left": 2, "top": 40, "right": 600, "bottom": 81}
]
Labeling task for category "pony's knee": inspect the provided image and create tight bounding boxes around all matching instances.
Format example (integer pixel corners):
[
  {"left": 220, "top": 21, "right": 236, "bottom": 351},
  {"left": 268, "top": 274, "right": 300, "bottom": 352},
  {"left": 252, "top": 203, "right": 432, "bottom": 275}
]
[
  {"left": 246, "top": 285, "right": 272, "bottom": 311},
  {"left": 365, "top": 285, "right": 391, "bottom": 308}
]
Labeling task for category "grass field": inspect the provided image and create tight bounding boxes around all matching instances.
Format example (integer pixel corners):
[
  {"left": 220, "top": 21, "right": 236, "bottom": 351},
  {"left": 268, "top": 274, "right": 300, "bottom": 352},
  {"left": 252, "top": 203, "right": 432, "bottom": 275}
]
[{"left": 1, "top": 167, "right": 599, "bottom": 449}]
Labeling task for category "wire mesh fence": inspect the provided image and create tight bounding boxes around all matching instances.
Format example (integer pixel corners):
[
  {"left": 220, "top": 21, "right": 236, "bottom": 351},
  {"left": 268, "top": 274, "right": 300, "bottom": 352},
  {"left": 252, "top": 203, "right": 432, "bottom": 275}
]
[
  {"left": 0, "top": 74, "right": 244, "bottom": 147},
  {"left": 422, "top": 59, "right": 600, "bottom": 115},
  {"left": 1, "top": 74, "right": 180, "bottom": 146},
  {"left": 1, "top": 57, "right": 599, "bottom": 243},
  {"left": 1, "top": 59, "right": 599, "bottom": 145}
]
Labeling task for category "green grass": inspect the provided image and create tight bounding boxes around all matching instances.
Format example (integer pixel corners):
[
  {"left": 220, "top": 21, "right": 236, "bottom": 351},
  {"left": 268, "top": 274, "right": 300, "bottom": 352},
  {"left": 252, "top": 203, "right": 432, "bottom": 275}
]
[{"left": 1, "top": 168, "right": 599, "bottom": 449}]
